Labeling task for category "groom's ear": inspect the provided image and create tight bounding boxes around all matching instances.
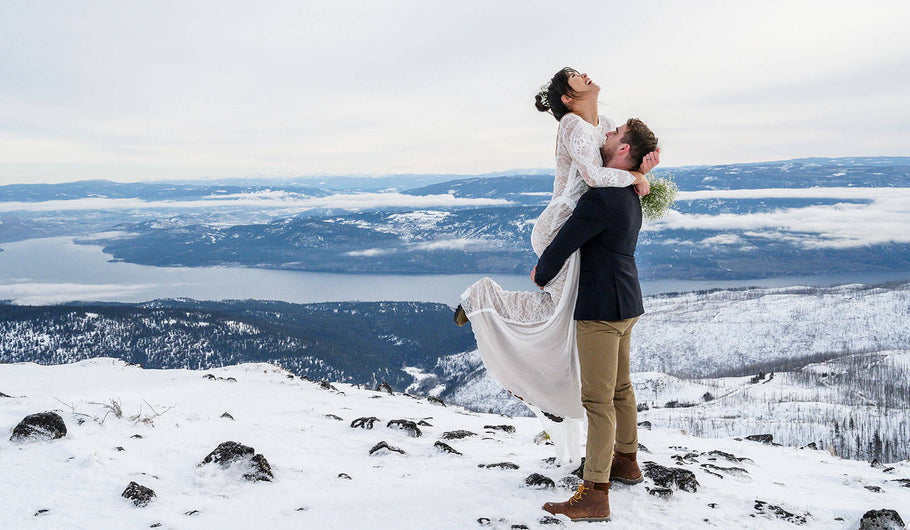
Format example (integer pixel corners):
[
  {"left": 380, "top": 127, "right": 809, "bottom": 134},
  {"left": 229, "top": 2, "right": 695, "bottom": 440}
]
[{"left": 617, "top": 143, "right": 631, "bottom": 154}]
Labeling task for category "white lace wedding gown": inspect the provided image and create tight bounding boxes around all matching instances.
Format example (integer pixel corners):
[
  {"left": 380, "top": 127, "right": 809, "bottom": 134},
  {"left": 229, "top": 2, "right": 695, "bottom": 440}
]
[{"left": 460, "top": 113, "right": 635, "bottom": 460}]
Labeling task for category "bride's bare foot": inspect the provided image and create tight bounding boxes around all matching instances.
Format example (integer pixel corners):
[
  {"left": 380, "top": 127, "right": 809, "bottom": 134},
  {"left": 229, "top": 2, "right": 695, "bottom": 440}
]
[{"left": 454, "top": 304, "right": 468, "bottom": 326}]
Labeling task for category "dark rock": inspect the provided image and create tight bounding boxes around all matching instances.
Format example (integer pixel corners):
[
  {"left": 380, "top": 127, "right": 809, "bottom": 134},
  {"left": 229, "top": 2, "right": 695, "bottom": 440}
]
[
  {"left": 296, "top": 507, "right": 308, "bottom": 511},
  {"left": 122, "top": 482, "right": 156, "bottom": 507},
  {"left": 511, "top": 525, "right": 529, "bottom": 529},
  {"left": 185, "top": 510, "right": 200, "bottom": 516},
  {"left": 319, "top": 380, "right": 338, "bottom": 391},
  {"left": 434, "top": 441, "right": 462, "bottom": 455},
  {"left": 883, "top": 467, "right": 896, "bottom": 473},
  {"left": 891, "top": 479, "right": 910, "bottom": 488},
  {"left": 705, "top": 450, "right": 752, "bottom": 463},
  {"left": 115, "top": 446, "right": 125, "bottom": 452},
  {"left": 220, "top": 412, "right": 234, "bottom": 420},
  {"left": 647, "top": 487, "right": 673, "bottom": 498},
  {"left": 542, "top": 412, "right": 563, "bottom": 423},
  {"left": 560, "top": 475, "right": 583, "bottom": 490},
  {"left": 859, "top": 509, "right": 905, "bottom": 529},
  {"left": 701, "top": 463, "right": 749, "bottom": 478},
  {"left": 427, "top": 396, "right": 445, "bottom": 407},
  {"left": 484, "top": 425, "right": 516, "bottom": 434},
  {"left": 701, "top": 469, "right": 723, "bottom": 479},
  {"left": 638, "top": 443, "right": 650, "bottom": 453},
  {"left": 745, "top": 434, "right": 774, "bottom": 444},
  {"left": 753, "top": 500, "right": 808, "bottom": 525},
  {"left": 225, "top": 377, "right": 237, "bottom": 383},
  {"left": 708, "top": 503, "right": 718, "bottom": 508},
  {"left": 570, "top": 458, "right": 586, "bottom": 479},
  {"left": 865, "top": 486, "right": 883, "bottom": 493},
  {"left": 637, "top": 421, "right": 651, "bottom": 430},
  {"left": 525, "top": 473, "right": 555, "bottom": 489},
  {"left": 325, "top": 414, "right": 343, "bottom": 421},
  {"left": 376, "top": 382, "right": 394, "bottom": 394},
  {"left": 387, "top": 419, "right": 422, "bottom": 437},
  {"left": 338, "top": 473, "right": 352, "bottom": 480},
  {"left": 417, "top": 420, "right": 433, "bottom": 427},
  {"left": 151, "top": 524, "right": 162, "bottom": 528},
  {"left": 199, "top": 441, "right": 273, "bottom": 482},
  {"left": 803, "top": 442, "right": 818, "bottom": 450},
  {"left": 131, "top": 434, "right": 143, "bottom": 439},
  {"left": 201, "top": 441, "right": 254, "bottom": 465},
  {"left": 541, "top": 456, "right": 557, "bottom": 467},
  {"left": 477, "top": 518, "right": 492, "bottom": 526},
  {"left": 0, "top": 391, "right": 11, "bottom": 398},
  {"left": 872, "top": 459, "right": 884, "bottom": 469},
  {"left": 672, "top": 451, "right": 701, "bottom": 465},
  {"left": 351, "top": 417, "right": 379, "bottom": 429},
  {"left": 482, "top": 462, "right": 520, "bottom": 470},
  {"left": 202, "top": 374, "right": 216, "bottom": 380},
  {"left": 34, "top": 509, "right": 49, "bottom": 516},
  {"left": 245, "top": 454, "right": 273, "bottom": 482},
  {"left": 10, "top": 412, "right": 67, "bottom": 442},
  {"left": 442, "top": 430, "right": 477, "bottom": 440},
  {"left": 369, "top": 441, "right": 405, "bottom": 455},
  {"left": 539, "top": 515, "right": 563, "bottom": 525},
  {"left": 642, "top": 461, "right": 700, "bottom": 492}
]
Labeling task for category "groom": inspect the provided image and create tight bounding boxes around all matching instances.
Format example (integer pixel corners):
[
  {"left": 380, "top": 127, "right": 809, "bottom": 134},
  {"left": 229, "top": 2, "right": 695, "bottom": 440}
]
[{"left": 533, "top": 118, "right": 659, "bottom": 522}]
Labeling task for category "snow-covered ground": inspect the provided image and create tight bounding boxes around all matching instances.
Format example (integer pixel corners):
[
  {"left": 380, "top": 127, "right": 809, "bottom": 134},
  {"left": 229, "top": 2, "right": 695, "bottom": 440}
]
[{"left": 2, "top": 359, "right": 908, "bottom": 529}]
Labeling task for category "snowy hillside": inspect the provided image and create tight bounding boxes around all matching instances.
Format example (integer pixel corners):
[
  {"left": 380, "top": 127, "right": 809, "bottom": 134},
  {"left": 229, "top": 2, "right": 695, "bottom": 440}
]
[{"left": 2, "top": 359, "right": 908, "bottom": 529}]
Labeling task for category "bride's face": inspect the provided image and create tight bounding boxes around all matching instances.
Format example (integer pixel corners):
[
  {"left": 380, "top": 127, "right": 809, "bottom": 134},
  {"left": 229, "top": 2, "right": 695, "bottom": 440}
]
[{"left": 567, "top": 71, "right": 599, "bottom": 97}]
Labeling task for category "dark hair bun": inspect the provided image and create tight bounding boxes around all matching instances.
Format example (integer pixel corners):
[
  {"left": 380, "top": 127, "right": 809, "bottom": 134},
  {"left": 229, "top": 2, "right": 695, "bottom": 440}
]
[{"left": 534, "top": 93, "right": 550, "bottom": 113}]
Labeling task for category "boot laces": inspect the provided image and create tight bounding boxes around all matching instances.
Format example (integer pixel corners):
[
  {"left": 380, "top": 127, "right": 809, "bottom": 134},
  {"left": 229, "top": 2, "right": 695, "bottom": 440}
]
[{"left": 569, "top": 483, "right": 589, "bottom": 505}]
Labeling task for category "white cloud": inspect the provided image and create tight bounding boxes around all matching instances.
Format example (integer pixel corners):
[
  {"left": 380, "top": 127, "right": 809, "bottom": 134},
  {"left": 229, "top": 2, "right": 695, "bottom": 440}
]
[
  {"left": 653, "top": 189, "right": 910, "bottom": 248},
  {"left": 409, "top": 238, "right": 503, "bottom": 251},
  {"left": 0, "top": 193, "right": 510, "bottom": 212}
]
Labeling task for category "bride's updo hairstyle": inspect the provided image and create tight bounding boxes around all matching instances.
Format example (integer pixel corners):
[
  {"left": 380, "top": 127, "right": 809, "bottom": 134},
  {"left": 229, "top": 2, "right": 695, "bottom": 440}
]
[{"left": 534, "top": 67, "right": 581, "bottom": 121}]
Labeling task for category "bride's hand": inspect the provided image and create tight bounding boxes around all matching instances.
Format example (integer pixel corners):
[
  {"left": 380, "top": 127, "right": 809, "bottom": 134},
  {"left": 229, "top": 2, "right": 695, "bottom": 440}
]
[
  {"left": 639, "top": 149, "right": 661, "bottom": 174},
  {"left": 530, "top": 266, "right": 543, "bottom": 289},
  {"left": 632, "top": 172, "right": 651, "bottom": 196}
]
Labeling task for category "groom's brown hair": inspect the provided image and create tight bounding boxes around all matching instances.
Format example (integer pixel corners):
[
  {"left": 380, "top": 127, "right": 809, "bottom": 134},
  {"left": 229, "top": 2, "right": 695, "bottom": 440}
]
[{"left": 621, "top": 118, "right": 659, "bottom": 171}]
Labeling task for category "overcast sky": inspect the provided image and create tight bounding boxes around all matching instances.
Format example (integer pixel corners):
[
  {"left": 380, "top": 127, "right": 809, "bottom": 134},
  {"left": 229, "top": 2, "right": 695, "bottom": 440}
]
[{"left": 1, "top": 0, "right": 909, "bottom": 184}]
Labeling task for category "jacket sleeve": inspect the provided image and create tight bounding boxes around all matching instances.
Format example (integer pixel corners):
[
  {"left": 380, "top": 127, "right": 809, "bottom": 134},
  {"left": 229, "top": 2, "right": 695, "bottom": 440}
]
[{"left": 534, "top": 191, "right": 608, "bottom": 287}]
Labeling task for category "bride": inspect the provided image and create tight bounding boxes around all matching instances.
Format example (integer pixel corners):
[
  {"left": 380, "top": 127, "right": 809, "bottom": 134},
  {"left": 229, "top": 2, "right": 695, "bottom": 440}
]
[{"left": 455, "top": 67, "right": 658, "bottom": 461}]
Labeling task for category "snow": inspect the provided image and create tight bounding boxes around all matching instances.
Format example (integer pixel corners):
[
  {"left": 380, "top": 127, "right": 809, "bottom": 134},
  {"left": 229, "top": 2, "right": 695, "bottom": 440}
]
[{"left": 2, "top": 359, "right": 907, "bottom": 529}]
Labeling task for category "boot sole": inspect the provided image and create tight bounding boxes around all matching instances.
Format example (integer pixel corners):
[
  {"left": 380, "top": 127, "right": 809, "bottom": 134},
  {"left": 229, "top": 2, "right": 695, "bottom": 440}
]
[
  {"left": 571, "top": 516, "right": 611, "bottom": 522},
  {"left": 610, "top": 475, "right": 644, "bottom": 485}
]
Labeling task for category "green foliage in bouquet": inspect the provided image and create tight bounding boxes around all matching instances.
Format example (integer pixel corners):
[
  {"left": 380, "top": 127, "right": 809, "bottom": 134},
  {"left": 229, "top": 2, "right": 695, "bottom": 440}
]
[{"left": 640, "top": 173, "right": 678, "bottom": 221}]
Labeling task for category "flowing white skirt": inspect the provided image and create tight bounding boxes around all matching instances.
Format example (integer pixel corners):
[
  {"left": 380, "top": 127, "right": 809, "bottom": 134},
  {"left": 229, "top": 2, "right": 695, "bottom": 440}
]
[{"left": 460, "top": 252, "right": 585, "bottom": 419}]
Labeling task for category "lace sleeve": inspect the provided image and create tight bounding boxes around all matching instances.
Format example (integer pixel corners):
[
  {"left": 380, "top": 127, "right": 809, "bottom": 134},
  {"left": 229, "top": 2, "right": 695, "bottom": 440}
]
[{"left": 560, "top": 114, "right": 636, "bottom": 188}]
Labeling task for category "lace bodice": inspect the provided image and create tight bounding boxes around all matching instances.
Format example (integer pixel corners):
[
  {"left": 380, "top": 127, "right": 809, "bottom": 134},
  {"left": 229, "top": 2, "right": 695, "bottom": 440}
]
[
  {"left": 461, "top": 113, "right": 635, "bottom": 323},
  {"left": 552, "top": 113, "right": 636, "bottom": 206}
]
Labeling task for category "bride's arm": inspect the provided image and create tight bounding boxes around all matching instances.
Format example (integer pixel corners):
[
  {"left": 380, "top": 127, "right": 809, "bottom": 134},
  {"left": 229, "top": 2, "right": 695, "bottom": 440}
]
[{"left": 561, "top": 114, "right": 638, "bottom": 188}]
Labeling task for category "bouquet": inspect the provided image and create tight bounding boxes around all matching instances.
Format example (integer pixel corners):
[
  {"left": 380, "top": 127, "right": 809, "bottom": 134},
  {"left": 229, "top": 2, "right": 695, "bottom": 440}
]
[{"left": 640, "top": 173, "right": 678, "bottom": 221}]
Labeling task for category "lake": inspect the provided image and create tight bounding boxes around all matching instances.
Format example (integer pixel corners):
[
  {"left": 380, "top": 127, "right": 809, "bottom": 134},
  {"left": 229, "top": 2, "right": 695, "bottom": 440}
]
[{"left": 0, "top": 237, "right": 907, "bottom": 305}]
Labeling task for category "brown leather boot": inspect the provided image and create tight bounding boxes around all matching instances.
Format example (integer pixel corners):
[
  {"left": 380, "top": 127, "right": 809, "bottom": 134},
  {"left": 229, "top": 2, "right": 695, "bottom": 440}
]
[
  {"left": 541, "top": 481, "right": 610, "bottom": 522},
  {"left": 610, "top": 450, "right": 644, "bottom": 484}
]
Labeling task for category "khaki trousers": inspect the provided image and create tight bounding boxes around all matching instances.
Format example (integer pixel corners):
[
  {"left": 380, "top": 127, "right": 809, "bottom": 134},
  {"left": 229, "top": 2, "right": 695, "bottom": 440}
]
[{"left": 576, "top": 317, "right": 639, "bottom": 483}]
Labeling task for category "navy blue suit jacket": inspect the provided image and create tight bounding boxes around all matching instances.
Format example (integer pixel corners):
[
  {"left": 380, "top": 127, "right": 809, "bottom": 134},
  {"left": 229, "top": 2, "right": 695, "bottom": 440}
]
[{"left": 534, "top": 185, "right": 644, "bottom": 321}]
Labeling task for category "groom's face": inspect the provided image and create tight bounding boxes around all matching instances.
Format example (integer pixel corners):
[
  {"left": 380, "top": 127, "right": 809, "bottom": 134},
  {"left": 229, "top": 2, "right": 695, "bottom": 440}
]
[{"left": 601, "top": 124, "right": 629, "bottom": 167}]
